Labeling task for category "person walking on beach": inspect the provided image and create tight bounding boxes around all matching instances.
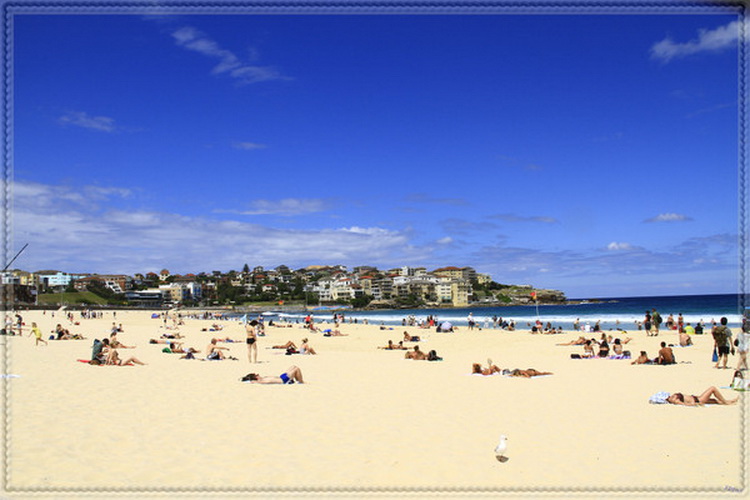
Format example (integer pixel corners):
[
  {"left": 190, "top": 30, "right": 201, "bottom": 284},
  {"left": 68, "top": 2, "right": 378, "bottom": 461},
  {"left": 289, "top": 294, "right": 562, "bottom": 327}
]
[
  {"left": 712, "top": 317, "right": 732, "bottom": 369},
  {"left": 644, "top": 311, "right": 653, "bottom": 337},
  {"left": 245, "top": 319, "right": 258, "bottom": 363},
  {"left": 736, "top": 325, "right": 750, "bottom": 371},
  {"left": 29, "top": 322, "right": 47, "bottom": 346},
  {"left": 651, "top": 308, "right": 662, "bottom": 336}
]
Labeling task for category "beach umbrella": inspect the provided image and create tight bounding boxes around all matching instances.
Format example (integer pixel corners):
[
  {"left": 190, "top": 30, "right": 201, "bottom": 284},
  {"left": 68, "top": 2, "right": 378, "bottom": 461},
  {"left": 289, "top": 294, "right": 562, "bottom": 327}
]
[{"left": 440, "top": 321, "right": 453, "bottom": 331}]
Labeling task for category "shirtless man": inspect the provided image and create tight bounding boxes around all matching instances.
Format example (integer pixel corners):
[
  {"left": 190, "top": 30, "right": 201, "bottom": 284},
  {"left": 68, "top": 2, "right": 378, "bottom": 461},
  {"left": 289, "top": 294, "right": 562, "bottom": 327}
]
[
  {"left": 243, "top": 365, "right": 304, "bottom": 384},
  {"left": 205, "top": 338, "right": 229, "bottom": 360},
  {"left": 657, "top": 342, "right": 675, "bottom": 365},
  {"left": 405, "top": 345, "right": 427, "bottom": 360}
]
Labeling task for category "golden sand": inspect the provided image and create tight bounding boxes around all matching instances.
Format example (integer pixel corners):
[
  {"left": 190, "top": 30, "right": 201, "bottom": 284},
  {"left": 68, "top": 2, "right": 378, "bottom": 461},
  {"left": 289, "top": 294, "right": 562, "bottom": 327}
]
[{"left": 1, "top": 309, "right": 746, "bottom": 498}]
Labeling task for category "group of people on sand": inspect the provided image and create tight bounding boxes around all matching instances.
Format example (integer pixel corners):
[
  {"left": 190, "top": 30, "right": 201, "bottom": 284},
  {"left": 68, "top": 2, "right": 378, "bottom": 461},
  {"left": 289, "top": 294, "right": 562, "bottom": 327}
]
[
  {"left": 560, "top": 334, "right": 633, "bottom": 358},
  {"left": 630, "top": 342, "right": 676, "bottom": 365},
  {"left": 90, "top": 337, "right": 146, "bottom": 366}
]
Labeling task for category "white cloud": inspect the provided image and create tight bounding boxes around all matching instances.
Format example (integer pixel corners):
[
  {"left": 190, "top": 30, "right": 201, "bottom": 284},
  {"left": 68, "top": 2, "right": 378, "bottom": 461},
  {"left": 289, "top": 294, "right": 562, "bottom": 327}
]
[
  {"left": 232, "top": 142, "right": 267, "bottom": 150},
  {"left": 606, "top": 242, "right": 636, "bottom": 251},
  {"left": 650, "top": 20, "right": 739, "bottom": 62},
  {"left": 436, "top": 237, "right": 453, "bottom": 245},
  {"left": 644, "top": 212, "right": 693, "bottom": 223},
  {"left": 171, "top": 26, "right": 289, "bottom": 84},
  {"left": 219, "top": 198, "right": 329, "bottom": 216},
  {"left": 58, "top": 111, "right": 116, "bottom": 132}
]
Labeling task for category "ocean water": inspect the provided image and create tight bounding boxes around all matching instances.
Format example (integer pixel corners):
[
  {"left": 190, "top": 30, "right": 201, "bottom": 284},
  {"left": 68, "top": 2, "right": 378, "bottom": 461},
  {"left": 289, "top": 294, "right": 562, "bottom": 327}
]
[{"left": 275, "top": 294, "right": 744, "bottom": 331}]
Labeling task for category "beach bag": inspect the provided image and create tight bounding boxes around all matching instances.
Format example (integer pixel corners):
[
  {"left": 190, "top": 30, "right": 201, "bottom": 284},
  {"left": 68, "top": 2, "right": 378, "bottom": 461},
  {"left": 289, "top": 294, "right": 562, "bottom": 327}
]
[
  {"left": 712, "top": 347, "right": 718, "bottom": 363},
  {"left": 731, "top": 371, "right": 748, "bottom": 390},
  {"left": 649, "top": 391, "right": 671, "bottom": 404}
]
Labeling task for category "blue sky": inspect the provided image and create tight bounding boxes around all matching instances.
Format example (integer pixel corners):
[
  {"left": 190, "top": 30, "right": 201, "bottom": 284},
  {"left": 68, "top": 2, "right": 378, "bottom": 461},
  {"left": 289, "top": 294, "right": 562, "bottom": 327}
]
[{"left": 10, "top": 9, "right": 742, "bottom": 298}]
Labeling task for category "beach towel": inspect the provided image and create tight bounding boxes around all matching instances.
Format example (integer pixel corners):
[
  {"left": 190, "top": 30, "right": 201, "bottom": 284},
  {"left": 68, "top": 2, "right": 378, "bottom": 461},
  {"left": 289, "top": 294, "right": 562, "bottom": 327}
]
[
  {"left": 0, "top": 374, "right": 20, "bottom": 378},
  {"left": 649, "top": 391, "right": 671, "bottom": 404}
]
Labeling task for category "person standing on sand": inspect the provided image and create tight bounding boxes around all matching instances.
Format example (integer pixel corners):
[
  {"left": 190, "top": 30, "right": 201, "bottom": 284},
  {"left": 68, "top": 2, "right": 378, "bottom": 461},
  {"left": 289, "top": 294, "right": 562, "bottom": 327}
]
[
  {"left": 245, "top": 320, "right": 258, "bottom": 363},
  {"left": 644, "top": 311, "right": 653, "bottom": 337},
  {"left": 712, "top": 317, "right": 732, "bottom": 369}
]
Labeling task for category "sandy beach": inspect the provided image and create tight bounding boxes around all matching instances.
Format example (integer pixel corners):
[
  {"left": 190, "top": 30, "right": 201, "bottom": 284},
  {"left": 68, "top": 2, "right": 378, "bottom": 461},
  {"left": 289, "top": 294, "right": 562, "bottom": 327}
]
[{"left": 1, "top": 309, "right": 747, "bottom": 498}]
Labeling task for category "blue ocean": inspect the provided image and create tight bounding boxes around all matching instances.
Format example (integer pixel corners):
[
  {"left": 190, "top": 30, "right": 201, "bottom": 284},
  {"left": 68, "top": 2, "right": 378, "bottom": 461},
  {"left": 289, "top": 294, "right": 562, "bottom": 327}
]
[{"left": 277, "top": 294, "right": 744, "bottom": 331}]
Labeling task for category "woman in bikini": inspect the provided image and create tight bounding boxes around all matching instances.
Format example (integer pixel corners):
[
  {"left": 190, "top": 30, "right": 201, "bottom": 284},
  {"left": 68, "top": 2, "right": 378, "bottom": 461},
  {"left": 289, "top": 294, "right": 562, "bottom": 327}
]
[
  {"left": 503, "top": 368, "right": 553, "bottom": 378},
  {"left": 105, "top": 348, "right": 145, "bottom": 366},
  {"left": 472, "top": 360, "right": 501, "bottom": 375},
  {"left": 666, "top": 386, "right": 738, "bottom": 406},
  {"left": 246, "top": 320, "right": 258, "bottom": 363}
]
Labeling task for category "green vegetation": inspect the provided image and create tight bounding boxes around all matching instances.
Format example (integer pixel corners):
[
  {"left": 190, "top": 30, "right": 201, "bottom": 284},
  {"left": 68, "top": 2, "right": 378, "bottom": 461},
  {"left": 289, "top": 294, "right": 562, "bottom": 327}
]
[{"left": 37, "top": 291, "right": 109, "bottom": 306}]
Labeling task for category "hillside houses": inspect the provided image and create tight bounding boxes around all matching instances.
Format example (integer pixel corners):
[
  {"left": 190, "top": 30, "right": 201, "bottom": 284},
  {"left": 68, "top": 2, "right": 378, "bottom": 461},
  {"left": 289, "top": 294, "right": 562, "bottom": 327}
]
[{"left": 3, "top": 264, "right": 525, "bottom": 308}]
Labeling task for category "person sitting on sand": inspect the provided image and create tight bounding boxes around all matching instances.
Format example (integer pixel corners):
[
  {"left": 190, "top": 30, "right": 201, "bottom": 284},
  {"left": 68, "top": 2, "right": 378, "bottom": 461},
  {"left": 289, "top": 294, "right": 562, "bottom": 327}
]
[
  {"left": 55, "top": 324, "right": 71, "bottom": 340},
  {"left": 403, "top": 332, "right": 421, "bottom": 342},
  {"left": 91, "top": 338, "right": 109, "bottom": 364},
  {"left": 666, "top": 386, "right": 738, "bottom": 406},
  {"left": 597, "top": 339, "right": 610, "bottom": 358},
  {"left": 105, "top": 348, "right": 145, "bottom": 366},
  {"left": 472, "top": 360, "right": 501, "bottom": 375},
  {"left": 631, "top": 351, "right": 653, "bottom": 365},
  {"left": 612, "top": 338, "right": 632, "bottom": 356},
  {"left": 502, "top": 368, "right": 553, "bottom": 378},
  {"left": 405, "top": 345, "right": 427, "bottom": 360},
  {"left": 583, "top": 339, "right": 596, "bottom": 358},
  {"left": 679, "top": 331, "right": 693, "bottom": 347},
  {"left": 299, "top": 338, "right": 316, "bottom": 355},
  {"left": 205, "top": 338, "right": 229, "bottom": 360},
  {"left": 379, "top": 340, "right": 407, "bottom": 350},
  {"left": 242, "top": 365, "right": 304, "bottom": 384},
  {"left": 29, "top": 322, "right": 47, "bottom": 346},
  {"left": 657, "top": 341, "right": 675, "bottom": 365}
]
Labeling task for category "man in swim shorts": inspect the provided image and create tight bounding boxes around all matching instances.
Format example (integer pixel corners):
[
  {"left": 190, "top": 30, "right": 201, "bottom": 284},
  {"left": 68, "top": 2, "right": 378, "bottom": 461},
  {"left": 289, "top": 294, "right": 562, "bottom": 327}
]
[{"left": 242, "top": 365, "right": 304, "bottom": 384}]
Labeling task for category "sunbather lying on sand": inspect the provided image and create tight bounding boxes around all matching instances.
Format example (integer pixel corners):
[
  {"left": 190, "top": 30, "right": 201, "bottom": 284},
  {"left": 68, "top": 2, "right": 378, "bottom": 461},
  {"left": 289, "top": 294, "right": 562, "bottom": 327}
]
[
  {"left": 378, "top": 340, "right": 407, "bottom": 350},
  {"left": 472, "top": 359, "right": 501, "bottom": 375},
  {"left": 501, "top": 368, "right": 552, "bottom": 378},
  {"left": 666, "top": 386, "right": 738, "bottom": 406},
  {"left": 403, "top": 332, "right": 421, "bottom": 342},
  {"left": 242, "top": 365, "right": 304, "bottom": 384},
  {"left": 557, "top": 336, "right": 588, "bottom": 346},
  {"left": 272, "top": 341, "right": 297, "bottom": 350}
]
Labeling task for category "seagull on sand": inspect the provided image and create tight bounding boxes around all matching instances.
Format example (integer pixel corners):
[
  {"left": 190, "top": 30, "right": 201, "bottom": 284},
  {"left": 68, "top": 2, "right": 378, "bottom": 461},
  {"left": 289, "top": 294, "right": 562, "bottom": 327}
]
[{"left": 495, "top": 435, "right": 508, "bottom": 462}]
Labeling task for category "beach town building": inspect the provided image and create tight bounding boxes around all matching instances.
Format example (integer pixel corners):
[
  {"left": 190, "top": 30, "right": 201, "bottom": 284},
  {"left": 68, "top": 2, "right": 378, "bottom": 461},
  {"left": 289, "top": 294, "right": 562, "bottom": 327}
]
[
  {"left": 159, "top": 269, "right": 171, "bottom": 282},
  {"left": 159, "top": 283, "right": 192, "bottom": 304},
  {"left": 0, "top": 271, "right": 19, "bottom": 285},
  {"left": 35, "top": 271, "right": 86, "bottom": 289},
  {"left": 73, "top": 274, "right": 131, "bottom": 294}
]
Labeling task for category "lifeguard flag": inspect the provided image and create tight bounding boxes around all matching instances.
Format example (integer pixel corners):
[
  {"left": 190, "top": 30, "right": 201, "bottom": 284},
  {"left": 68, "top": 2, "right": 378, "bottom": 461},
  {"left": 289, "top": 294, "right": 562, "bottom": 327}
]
[
  {"left": 278, "top": 300, "right": 284, "bottom": 305},
  {"left": 530, "top": 291, "right": 537, "bottom": 300}
]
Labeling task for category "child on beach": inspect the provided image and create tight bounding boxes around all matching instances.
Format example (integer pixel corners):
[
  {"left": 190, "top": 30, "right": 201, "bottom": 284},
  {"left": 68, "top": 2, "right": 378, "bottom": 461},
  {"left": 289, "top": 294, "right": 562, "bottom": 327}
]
[{"left": 29, "top": 322, "right": 47, "bottom": 346}]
